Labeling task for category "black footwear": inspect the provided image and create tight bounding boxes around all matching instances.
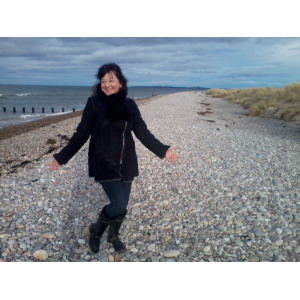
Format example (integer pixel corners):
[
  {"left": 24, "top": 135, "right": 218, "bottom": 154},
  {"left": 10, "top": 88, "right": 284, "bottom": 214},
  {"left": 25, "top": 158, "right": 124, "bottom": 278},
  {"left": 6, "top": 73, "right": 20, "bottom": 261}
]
[
  {"left": 88, "top": 211, "right": 113, "bottom": 254},
  {"left": 107, "top": 214, "right": 127, "bottom": 253}
]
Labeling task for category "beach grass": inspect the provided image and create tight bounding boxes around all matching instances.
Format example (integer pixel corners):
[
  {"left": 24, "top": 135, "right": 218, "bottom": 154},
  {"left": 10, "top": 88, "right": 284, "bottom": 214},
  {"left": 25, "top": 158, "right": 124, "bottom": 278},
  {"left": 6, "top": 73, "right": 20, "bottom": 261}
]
[{"left": 206, "top": 83, "right": 300, "bottom": 123}]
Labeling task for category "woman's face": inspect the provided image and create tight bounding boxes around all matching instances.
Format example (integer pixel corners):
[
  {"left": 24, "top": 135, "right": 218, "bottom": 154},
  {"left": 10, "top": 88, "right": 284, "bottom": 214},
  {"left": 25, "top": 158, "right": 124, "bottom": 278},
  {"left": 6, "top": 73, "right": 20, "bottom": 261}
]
[{"left": 101, "top": 72, "right": 122, "bottom": 96}]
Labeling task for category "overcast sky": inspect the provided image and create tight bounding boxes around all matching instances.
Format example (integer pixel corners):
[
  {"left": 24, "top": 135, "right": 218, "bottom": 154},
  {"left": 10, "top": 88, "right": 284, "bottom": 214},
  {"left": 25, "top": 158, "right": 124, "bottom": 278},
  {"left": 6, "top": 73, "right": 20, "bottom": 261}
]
[{"left": 0, "top": 37, "right": 299, "bottom": 89}]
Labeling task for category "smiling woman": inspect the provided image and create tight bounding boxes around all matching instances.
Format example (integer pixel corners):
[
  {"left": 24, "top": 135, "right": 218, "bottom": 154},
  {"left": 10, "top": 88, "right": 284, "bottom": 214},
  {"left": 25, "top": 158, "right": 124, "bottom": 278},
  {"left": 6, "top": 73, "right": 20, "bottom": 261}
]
[{"left": 49, "top": 62, "right": 179, "bottom": 255}]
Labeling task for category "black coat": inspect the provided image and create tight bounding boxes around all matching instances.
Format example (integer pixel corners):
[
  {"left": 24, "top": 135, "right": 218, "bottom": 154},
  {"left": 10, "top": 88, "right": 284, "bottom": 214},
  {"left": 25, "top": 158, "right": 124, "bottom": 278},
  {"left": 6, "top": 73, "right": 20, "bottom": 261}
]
[{"left": 53, "top": 91, "right": 170, "bottom": 182}]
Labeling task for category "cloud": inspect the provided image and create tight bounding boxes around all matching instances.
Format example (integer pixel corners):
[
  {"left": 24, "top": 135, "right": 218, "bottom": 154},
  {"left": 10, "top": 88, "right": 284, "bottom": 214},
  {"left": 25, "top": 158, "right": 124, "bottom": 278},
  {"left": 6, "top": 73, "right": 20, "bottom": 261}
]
[{"left": 0, "top": 37, "right": 299, "bottom": 88}]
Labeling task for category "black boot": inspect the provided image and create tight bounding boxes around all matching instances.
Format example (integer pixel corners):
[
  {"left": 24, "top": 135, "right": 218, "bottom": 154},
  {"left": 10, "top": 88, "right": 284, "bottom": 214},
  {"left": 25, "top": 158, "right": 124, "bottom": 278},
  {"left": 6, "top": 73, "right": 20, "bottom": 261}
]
[
  {"left": 107, "top": 213, "right": 127, "bottom": 253},
  {"left": 88, "top": 210, "right": 113, "bottom": 254}
]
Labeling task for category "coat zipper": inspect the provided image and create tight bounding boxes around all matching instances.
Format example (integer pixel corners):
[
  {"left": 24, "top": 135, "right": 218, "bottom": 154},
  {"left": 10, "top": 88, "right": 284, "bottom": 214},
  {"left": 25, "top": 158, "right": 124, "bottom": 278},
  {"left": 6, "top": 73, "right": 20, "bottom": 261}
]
[{"left": 119, "top": 121, "right": 127, "bottom": 179}]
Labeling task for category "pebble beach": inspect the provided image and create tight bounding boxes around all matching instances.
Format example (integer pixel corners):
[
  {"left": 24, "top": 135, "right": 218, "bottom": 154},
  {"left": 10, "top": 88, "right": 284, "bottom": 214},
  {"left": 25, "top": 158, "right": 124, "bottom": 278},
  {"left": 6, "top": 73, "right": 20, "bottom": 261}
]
[{"left": 1, "top": 91, "right": 300, "bottom": 262}]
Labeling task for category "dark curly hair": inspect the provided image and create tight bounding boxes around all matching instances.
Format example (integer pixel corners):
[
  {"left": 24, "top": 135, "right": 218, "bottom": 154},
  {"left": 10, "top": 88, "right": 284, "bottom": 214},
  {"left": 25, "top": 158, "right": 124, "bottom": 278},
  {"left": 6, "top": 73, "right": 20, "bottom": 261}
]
[{"left": 92, "top": 63, "right": 128, "bottom": 96}]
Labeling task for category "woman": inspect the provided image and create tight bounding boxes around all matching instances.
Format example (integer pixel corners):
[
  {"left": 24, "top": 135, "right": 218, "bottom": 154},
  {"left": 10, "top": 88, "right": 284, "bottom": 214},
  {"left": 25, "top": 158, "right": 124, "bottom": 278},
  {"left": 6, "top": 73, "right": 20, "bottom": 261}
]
[{"left": 49, "top": 63, "right": 178, "bottom": 254}]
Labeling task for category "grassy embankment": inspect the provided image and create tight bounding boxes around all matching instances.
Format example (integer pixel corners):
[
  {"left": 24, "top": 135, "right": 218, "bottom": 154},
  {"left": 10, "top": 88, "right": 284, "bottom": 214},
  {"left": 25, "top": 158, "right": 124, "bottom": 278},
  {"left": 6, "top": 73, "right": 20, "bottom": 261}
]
[{"left": 206, "top": 83, "right": 300, "bottom": 124}]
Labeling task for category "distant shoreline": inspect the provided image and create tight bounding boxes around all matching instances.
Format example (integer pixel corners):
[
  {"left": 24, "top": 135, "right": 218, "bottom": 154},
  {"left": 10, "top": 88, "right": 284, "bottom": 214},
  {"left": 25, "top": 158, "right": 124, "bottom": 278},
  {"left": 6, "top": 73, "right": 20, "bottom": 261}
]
[{"left": 0, "top": 94, "right": 167, "bottom": 141}]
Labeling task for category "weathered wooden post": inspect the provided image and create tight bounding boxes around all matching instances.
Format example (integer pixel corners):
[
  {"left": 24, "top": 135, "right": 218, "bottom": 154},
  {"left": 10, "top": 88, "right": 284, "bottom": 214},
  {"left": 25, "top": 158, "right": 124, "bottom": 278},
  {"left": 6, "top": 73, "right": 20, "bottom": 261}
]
[
  {"left": 13, "top": 107, "right": 16, "bottom": 113},
  {"left": 73, "top": 108, "right": 75, "bottom": 112},
  {"left": 23, "top": 107, "right": 25, "bottom": 113},
  {"left": 3, "top": 107, "right": 6, "bottom": 112},
  {"left": 32, "top": 108, "right": 35, "bottom": 113},
  {"left": 62, "top": 108, "right": 65, "bottom": 112},
  {"left": 42, "top": 108, "right": 45, "bottom": 113},
  {"left": 51, "top": 108, "right": 54, "bottom": 113}
]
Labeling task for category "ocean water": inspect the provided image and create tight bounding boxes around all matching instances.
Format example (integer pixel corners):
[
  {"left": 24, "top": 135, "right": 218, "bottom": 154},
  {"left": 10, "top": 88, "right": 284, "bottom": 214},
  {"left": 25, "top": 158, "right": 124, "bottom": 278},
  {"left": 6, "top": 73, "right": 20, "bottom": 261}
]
[{"left": 0, "top": 84, "right": 208, "bottom": 128}]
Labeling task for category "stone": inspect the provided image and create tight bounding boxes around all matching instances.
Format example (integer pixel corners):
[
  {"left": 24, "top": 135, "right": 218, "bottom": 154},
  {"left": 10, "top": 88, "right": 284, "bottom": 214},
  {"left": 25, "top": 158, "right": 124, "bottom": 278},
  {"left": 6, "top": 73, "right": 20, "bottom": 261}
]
[
  {"left": 78, "top": 239, "right": 86, "bottom": 245},
  {"left": 19, "top": 243, "right": 27, "bottom": 250},
  {"left": 83, "top": 227, "right": 90, "bottom": 235},
  {"left": 293, "top": 215, "right": 300, "bottom": 223},
  {"left": 2, "top": 222, "right": 11, "bottom": 228},
  {"left": 114, "top": 255, "right": 121, "bottom": 262},
  {"left": 257, "top": 192, "right": 267, "bottom": 199},
  {"left": 130, "top": 248, "right": 139, "bottom": 253},
  {"left": 151, "top": 256, "right": 159, "bottom": 262},
  {"left": 247, "top": 232, "right": 255, "bottom": 238},
  {"left": 249, "top": 255, "right": 260, "bottom": 262},
  {"left": 16, "top": 223, "right": 25, "bottom": 229},
  {"left": 0, "top": 234, "right": 10, "bottom": 239},
  {"left": 33, "top": 250, "right": 48, "bottom": 261},
  {"left": 132, "top": 208, "right": 140, "bottom": 215},
  {"left": 43, "top": 232, "right": 55, "bottom": 239},
  {"left": 275, "top": 240, "right": 284, "bottom": 246},
  {"left": 147, "top": 244, "right": 156, "bottom": 251},
  {"left": 204, "top": 246, "right": 211, "bottom": 252},
  {"left": 284, "top": 228, "right": 293, "bottom": 235},
  {"left": 108, "top": 255, "right": 114, "bottom": 262},
  {"left": 234, "top": 221, "right": 243, "bottom": 226},
  {"left": 162, "top": 250, "right": 180, "bottom": 257},
  {"left": 7, "top": 240, "right": 17, "bottom": 246},
  {"left": 254, "top": 230, "right": 264, "bottom": 237},
  {"left": 266, "top": 250, "right": 273, "bottom": 257}
]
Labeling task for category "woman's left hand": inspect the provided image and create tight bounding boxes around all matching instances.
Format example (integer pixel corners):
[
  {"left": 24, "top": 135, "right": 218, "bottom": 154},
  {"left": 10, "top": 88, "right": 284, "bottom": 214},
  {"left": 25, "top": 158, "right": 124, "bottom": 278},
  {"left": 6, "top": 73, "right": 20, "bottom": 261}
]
[{"left": 165, "top": 147, "right": 179, "bottom": 164}]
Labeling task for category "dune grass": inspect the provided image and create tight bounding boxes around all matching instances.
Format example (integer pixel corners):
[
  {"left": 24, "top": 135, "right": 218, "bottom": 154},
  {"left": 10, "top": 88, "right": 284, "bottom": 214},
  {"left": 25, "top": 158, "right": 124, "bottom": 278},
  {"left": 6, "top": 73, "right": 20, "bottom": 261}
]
[{"left": 206, "top": 83, "right": 300, "bottom": 124}]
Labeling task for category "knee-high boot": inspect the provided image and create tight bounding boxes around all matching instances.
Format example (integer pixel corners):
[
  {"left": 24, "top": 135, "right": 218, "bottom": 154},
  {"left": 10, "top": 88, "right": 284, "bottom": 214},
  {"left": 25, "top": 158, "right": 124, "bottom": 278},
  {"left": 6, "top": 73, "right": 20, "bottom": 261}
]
[
  {"left": 88, "top": 209, "right": 113, "bottom": 254},
  {"left": 107, "top": 212, "right": 127, "bottom": 253}
]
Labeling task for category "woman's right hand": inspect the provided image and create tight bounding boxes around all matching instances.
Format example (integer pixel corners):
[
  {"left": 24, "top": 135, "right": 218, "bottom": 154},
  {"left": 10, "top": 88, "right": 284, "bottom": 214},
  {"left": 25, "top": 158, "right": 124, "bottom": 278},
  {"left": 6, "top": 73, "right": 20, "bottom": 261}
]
[{"left": 49, "top": 158, "right": 61, "bottom": 171}]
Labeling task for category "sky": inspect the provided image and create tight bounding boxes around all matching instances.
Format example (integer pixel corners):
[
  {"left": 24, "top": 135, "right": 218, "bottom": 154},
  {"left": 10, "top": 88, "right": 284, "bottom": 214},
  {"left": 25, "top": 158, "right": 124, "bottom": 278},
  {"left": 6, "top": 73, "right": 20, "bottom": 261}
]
[{"left": 0, "top": 37, "right": 299, "bottom": 89}]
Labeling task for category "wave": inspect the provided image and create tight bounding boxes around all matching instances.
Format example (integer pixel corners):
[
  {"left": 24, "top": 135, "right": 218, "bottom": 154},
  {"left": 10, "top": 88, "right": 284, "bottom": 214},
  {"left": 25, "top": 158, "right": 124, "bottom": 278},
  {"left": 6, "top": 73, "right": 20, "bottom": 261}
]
[
  {"left": 0, "top": 94, "right": 2, "bottom": 97},
  {"left": 16, "top": 93, "right": 32, "bottom": 96},
  {"left": 19, "top": 111, "right": 70, "bottom": 119}
]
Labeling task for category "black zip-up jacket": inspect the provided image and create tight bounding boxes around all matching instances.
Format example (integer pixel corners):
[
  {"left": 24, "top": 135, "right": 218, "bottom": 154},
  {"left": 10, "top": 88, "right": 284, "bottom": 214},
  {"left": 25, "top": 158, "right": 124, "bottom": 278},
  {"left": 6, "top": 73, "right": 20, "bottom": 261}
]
[{"left": 53, "top": 92, "right": 170, "bottom": 182}]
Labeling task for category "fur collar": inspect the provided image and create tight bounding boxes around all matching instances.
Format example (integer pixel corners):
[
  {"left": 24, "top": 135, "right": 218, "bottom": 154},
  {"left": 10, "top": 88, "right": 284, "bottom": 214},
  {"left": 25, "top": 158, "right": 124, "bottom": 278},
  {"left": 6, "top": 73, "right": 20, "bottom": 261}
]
[{"left": 98, "top": 89, "right": 133, "bottom": 122}]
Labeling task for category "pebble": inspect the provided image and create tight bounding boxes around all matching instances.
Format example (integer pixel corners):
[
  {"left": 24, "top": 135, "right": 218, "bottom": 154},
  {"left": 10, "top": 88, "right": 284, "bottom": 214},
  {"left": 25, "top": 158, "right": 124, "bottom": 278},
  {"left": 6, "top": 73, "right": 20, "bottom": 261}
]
[
  {"left": 108, "top": 255, "right": 114, "bottom": 262},
  {"left": 33, "top": 250, "right": 48, "bottom": 261},
  {"left": 43, "top": 232, "right": 55, "bottom": 239},
  {"left": 19, "top": 243, "right": 27, "bottom": 250},
  {"left": 162, "top": 250, "right": 180, "bottom": 257},
  {"left": 203, "top": 246, "right": 211, "bottom": 252},
  {"left": 151, "top": 256, "right": 160, "bottom": 262},
  {"left": 257, "top": 192, "right": 267, "bottom": 199},
  {"left": 130, "top": 248, "right": 139, "bottom": 253},
  {"left": 147, "top": 244, "right": 156, "bottom": 251},
  {"left": 275, "top": 240, "right": 284, "bottom": 246},
  {"left": 1, "top": 91, "right": 300, "bottom": 262},
  {"left": 254, "top": 230, "right": 264, "bottom": 237},
  {"left": 284, "top": 228, "right": 293, "bottom": 235},
  {"left": 249, "top": 255, "right": 260, "bottom": 262}
]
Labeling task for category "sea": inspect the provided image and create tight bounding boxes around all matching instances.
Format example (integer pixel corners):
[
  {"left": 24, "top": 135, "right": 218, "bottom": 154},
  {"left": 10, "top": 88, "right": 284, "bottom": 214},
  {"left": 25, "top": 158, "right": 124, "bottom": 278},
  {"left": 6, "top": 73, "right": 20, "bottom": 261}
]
[{"left": 0, "top": 84, "right": 208, "bottom": 128}]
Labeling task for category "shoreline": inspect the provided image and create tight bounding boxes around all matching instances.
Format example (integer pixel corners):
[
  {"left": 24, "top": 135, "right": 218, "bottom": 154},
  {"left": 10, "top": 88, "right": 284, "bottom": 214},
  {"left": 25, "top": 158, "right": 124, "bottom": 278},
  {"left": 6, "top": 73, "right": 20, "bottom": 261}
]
[
  {"left": 0, "top": 111, "right": 83, "bottom": 141},
  {"left": 0, "top": 95, "right": 166, "bottom": 141}
]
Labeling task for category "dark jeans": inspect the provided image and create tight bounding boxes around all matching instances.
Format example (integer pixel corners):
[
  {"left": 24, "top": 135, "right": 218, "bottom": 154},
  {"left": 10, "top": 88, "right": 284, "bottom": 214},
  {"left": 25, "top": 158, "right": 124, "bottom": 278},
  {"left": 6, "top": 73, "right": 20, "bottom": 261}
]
[{"left": 99, "top": 180, "right": 132, "bottom": 218}]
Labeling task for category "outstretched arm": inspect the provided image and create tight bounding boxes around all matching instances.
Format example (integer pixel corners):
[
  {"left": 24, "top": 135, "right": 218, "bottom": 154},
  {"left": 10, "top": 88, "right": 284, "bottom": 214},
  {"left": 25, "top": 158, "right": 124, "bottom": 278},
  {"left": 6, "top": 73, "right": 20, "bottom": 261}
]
[
  {"left": 51, "top": 97, "right": 95, "bottom": 166},
  {"left": 49, "top": 157, "right": 61, "bottom": 170},
  {"left": 132, "top": 101, "right": 170, "bottom": 159},
  {"left": 165, "top": 147, "right": 179, "bottom": 164}
]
